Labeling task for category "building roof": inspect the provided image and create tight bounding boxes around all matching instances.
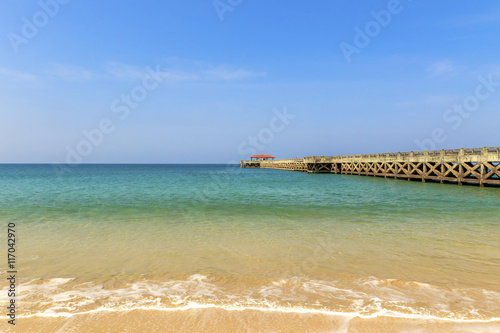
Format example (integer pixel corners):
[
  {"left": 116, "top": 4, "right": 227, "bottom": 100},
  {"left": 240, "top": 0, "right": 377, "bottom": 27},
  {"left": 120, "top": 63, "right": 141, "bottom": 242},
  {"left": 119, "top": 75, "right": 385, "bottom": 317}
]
[{"left": 250, "top": 154, "right": 275, "bottom": 158}]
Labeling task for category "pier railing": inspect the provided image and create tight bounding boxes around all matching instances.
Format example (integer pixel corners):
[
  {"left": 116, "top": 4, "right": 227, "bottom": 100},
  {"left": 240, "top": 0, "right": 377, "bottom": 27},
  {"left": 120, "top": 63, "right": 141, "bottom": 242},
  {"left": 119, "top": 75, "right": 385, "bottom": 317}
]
[{"left": 302, "top": 147, "right": 500, "bottom": 163}]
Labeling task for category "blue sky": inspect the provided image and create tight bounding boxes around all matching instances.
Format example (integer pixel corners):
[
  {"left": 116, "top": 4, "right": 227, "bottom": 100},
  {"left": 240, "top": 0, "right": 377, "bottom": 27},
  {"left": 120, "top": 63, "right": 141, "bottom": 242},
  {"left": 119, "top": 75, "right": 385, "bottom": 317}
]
[{"left": 1, "top": 0, "right": 499, "bottom": 163}]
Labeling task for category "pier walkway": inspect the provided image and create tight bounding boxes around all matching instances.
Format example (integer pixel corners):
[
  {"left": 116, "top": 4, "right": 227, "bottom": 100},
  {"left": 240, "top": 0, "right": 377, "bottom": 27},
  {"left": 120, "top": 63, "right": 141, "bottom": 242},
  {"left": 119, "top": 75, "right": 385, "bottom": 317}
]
[{"left": 241, "top": 147, "right": 500, "bottom": 187}]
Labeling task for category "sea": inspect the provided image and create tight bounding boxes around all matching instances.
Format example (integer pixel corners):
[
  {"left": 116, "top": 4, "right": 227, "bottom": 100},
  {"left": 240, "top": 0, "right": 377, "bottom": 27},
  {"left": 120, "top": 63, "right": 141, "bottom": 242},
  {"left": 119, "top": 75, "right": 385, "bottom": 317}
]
[{"left": 1, "top": 164, "right": 499, "bottom": 332}]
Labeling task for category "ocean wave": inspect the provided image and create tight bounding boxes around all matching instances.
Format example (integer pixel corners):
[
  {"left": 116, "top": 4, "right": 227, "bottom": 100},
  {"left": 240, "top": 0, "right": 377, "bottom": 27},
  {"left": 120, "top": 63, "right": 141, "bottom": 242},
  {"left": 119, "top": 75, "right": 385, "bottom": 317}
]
[{"left": 2, "top": 275, "right": 499, "bottom": 322}]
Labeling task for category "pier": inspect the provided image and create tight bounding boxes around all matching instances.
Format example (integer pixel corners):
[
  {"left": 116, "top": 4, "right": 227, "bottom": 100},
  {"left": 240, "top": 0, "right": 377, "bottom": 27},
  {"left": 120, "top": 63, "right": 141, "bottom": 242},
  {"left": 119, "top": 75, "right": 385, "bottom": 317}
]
[{"left": 241, "top": 147, "right": 500, "bottom": 187}]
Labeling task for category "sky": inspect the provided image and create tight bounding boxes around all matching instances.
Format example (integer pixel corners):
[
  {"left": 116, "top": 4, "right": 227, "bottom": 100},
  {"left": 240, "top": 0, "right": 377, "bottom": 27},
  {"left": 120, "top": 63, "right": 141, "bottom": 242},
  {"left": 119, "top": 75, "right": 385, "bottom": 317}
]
[{"left": 1, "top": 0, "right": 499, "bottom": 163}]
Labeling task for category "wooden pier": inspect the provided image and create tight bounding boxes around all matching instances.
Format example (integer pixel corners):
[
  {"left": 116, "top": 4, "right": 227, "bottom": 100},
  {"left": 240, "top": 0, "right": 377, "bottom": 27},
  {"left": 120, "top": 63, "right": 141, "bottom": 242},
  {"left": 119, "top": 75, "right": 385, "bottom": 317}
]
[{"left": 241, "top": 147, "right": 500, "bottom": 187}]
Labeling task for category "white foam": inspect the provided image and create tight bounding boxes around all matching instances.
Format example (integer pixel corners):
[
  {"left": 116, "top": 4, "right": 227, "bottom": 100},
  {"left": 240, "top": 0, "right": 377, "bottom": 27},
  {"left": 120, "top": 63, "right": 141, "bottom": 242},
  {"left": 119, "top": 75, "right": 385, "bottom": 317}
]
[
  {"left": 4, "top": 274, "right": 500, "bottom": 323},
  {"left": 19, "top": 303, "right": 500, "bottom": 323}
]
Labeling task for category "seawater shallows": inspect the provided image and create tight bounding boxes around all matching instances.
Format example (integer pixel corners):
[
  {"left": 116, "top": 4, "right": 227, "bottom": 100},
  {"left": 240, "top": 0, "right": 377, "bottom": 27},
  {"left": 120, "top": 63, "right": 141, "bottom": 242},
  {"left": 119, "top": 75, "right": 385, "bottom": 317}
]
[{"left": 0, "top": 164, "right": 499, "bottom": 321}]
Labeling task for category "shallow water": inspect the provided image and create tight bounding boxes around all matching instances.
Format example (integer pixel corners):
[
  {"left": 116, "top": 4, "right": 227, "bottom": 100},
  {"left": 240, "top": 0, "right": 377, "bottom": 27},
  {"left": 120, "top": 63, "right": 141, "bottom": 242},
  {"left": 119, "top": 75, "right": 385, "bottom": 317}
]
[{"left": 1, "top": 164, "right": 499, "bottom": 331}]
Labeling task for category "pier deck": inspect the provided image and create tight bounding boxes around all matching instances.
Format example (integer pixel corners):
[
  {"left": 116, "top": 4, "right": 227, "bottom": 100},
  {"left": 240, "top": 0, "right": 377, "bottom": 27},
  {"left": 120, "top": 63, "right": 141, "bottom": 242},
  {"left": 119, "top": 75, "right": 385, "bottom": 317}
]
[{"left": 241, "top": 147, "right": 500, "bottom": 187}]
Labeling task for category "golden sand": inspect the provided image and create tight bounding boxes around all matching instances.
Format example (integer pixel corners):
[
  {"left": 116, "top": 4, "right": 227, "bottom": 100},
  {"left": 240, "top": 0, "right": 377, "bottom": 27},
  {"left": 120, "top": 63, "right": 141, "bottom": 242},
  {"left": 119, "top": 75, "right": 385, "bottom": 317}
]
[{"left": 3, "top": 309, "right": 500, "bottom": 333}]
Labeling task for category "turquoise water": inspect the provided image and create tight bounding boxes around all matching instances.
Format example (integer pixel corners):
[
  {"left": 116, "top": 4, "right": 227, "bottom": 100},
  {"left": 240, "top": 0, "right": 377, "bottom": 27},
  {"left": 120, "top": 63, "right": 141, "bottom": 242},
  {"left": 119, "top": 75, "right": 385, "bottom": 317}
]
[
  {"left": 1, "top": 164, "right": 499, "bottom": 320},
  {"left": 3, "top": 163, "right": 499, "bottom": 220}
]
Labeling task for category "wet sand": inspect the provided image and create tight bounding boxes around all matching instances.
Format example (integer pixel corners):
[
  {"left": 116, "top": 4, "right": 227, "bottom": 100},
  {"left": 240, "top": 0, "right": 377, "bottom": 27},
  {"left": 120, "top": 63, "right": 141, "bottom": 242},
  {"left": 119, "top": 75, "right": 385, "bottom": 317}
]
[{"left": 4, "top": 309, "right": 500, "bottom": 333}]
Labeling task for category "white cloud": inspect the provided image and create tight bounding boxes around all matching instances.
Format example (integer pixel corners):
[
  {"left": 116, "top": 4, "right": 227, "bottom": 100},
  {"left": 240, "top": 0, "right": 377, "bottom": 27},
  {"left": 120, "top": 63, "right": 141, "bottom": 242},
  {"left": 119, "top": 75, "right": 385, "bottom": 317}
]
[
  {"left": 105, "top": 62, "right": 153, "bottom": 79},
  {"left": 426, "top": 60, "right": 460, "bottom": 77},
  {"left": 46, "top": 64, "right": 96, "bottom": 81},
  {"left": 0, "top": 68, "right": 37, "bottom": 82},
  {"left": 105, "top": 62, "right": 198, "bottom": 81},
  {"left": 105, "top": 61, "right": 265, "bottom": 82},
  {"left": 42, "top": 60, "right": 266, "bottom": 83},
  {"left": 203, "top": 67, "right": 266, "bottom": 81}
]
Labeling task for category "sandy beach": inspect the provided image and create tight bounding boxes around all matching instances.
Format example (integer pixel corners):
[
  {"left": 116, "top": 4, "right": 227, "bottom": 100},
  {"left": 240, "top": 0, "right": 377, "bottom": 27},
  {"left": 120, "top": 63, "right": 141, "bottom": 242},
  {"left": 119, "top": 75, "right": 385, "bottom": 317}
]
[{"left": 5, "top": 309, "right": 500, "bottom": 333}]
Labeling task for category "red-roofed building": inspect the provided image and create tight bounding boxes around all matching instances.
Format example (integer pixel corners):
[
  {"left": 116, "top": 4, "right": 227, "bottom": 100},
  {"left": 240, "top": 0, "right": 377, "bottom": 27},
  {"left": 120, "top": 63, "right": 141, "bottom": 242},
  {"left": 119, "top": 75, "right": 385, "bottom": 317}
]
[{"left": 250, "top": 154, "right": 275, "bottom": 161}]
